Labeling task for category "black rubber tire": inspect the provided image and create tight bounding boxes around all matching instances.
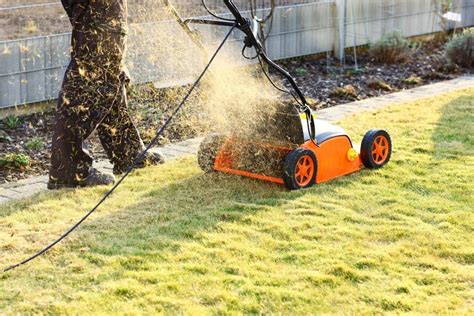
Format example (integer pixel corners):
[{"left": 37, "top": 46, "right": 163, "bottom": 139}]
[
  {"left": 360, "top": 129, "right": 392, "bottom": 169},
  {"left": 198, "top": 133, "right": 227, "bottom": 173},
  {"left": 283, "top": 148, "right": 318, "bottom": 190}
]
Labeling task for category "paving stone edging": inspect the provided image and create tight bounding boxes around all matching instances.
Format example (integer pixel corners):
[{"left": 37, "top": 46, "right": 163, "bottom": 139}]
[{"left": 1, "top": 76, "right": 473, "bottom": 204}]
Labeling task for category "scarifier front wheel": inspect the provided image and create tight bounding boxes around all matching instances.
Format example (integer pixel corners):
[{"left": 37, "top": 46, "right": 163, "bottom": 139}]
[
  {"left": 198, "top": 133, "right": 227, "bottom": 172},
  {"left": 360, "top": 129, "right": 392, "bottom": 169},
  {"left": 283, "top": 148, "right": 318, "bottom": 190}
]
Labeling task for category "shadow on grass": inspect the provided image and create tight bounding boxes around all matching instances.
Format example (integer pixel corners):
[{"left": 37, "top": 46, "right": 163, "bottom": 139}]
[
  {"left": 431, "top": 95, "right": 473, "bottom": 160},
  {"left": 86, "top": 93, "right": 471, "bottom": 262},
  {"left": 67, "top": 166, "right": 362, "bottom": 262}
]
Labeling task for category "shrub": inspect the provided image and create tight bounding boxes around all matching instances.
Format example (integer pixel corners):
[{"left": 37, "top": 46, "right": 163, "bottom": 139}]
[
  {"left": 445, "top": 28, "right": 474, "bottom": 69},
  {"left": 25, "top": 138, "right": 44, "bottom": 151},
  {"left": 0, "top": 153, "right": 30, "bottom": 170},
  {"left": 368, "top": 31, "right": 416, "bottom": 64},
  {"left": 330, "top": 85, "right": 358, "bottom": 99},
  {"left": 404, "top": 75, "right": 423, "bottom": 85},
  {"left": 368, "top": 80, "right": 392, "bottom": 91},
  {"left": 4, "top": 115, "right": 20, "bottom": 129}
]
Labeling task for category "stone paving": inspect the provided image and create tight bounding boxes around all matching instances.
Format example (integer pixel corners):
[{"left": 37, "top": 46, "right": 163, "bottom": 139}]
[{"left": 1, "top": 76, "right": 473, "bottom": 204}]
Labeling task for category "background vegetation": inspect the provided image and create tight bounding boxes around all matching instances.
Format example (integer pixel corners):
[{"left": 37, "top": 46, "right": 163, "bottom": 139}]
[{"left": 446, "top": 27, "right": 474, "bottom": 68}]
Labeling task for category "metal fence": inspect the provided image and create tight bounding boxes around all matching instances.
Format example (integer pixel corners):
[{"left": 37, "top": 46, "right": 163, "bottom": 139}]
[{"left": 0, "top": 0, "right": 473, "bottom": 109}]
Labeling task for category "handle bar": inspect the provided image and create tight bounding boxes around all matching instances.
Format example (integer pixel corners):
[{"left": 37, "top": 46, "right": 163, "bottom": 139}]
[
  {"left": 222, "top": 0, "right": 308, "bottom": 107},
  {"left": 186, "top": 0, "right": 310, "bottom": 109},
  {"left": 223, "top": 0, "right": 247, "bottom": 25}
]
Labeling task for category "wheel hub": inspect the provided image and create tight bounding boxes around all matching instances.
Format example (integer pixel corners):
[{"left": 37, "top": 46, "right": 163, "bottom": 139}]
[
  {"left": 372, "top": 135, "right": 389, "bottom": 164},
  {"left": 295, "top": 155, "right": 314, "bottom": 186}
]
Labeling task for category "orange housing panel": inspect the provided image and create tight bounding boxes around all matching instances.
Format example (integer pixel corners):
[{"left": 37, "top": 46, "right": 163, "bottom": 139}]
[
  {"left": 301, "top": 137, "right": 362, "bottom": 183},
  {"left": 213, "top": 135, "right": 363, "bottom": 186}
]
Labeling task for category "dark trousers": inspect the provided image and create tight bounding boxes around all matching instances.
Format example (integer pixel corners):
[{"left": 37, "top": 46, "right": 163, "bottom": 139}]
[
  {"left": 49, "top": 67, "right": 144, "bottom": 186},
  {"left": 50, "top": 0, "right": 144, "bottom": 186},
  {"left": 50, "top": 0, "right": 143, "bottom": 186}
]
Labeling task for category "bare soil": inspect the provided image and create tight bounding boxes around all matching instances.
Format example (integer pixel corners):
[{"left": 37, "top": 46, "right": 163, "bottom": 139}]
[{"left": 282, "top": 41, "right": 468, "bottom": 108}]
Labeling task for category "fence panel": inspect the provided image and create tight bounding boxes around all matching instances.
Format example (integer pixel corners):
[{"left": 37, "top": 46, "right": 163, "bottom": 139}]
[{"left": 0, "top": 0, "right": 473, "bottom": 109}]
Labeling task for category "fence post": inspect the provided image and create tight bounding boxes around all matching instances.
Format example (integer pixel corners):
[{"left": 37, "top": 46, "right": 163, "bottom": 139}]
[{"left": 334, "top": 0, "right": 347, "bottom": 64}]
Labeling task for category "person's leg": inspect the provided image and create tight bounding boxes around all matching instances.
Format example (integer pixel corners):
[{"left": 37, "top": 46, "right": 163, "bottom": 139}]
[
  {"left": 49, "top": 69, "right": 116, "bottom": 188},
  {"left": 49, "top": 113, "right": 93, "bottom": 187},
  {"left": 97, "top": 81, "right": 146, "bottom": 174},
  {"left": 49, "top": 70, "right": 92, "bottom": 187}
]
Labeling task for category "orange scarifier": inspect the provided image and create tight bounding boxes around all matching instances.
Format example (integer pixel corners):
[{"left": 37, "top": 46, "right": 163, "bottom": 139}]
[
  {"left": 179, "top": 0, "right": 393, "bottom": 190},
  {"left": 198, "top": 102, "right": 392, "bottom": 190}
]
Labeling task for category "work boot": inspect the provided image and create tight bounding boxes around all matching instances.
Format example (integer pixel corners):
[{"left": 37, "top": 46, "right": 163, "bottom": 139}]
[
  {"left": 113, "top": 151, "right": 166, "bottom": 175},
  {"left": 80, "top": 168, "right": 116, "bottom": 187},
  {"left": 47, "top": 168, "right": 116, "bottom": 190}
]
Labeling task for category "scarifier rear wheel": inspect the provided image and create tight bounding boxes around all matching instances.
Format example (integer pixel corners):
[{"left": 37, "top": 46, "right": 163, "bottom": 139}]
[
  {"left": 360, "top": 129, "right": 392, "bottom": 169},
  {"left": 283, "top": 148, "right": 318, "bottom": 190},
  {"left": 198, "top": 133, "right": 227, "bottom": 172}
]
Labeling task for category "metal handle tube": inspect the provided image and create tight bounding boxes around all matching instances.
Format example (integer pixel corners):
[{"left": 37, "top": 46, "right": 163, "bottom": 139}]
[
  {"left": 223, "top": 0, "right": 247, "bottom": 25},
  {"left": 185, "top": 18, "right": 237, "bottom": 27},
  {"left": 222, "top": 1, "right": 306, "bottom": 106},
  {"left": 258, "top": 51, "right": 308, "bottom": 106},
  {"left": 164, "top": 0, "right": 207, "bottom": 51}
]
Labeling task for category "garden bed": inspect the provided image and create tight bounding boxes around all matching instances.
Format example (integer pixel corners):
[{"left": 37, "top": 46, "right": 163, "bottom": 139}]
[
  {"left": 282, "top": 39, "right": 468, "bottom": 107},
  {"left": 0, "top": 39, "right": 471, "bottom": 184}
]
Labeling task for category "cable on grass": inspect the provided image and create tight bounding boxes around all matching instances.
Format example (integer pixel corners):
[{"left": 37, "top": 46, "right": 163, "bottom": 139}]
[{"left": 2, "top": 25, "right": 237, "bottom": 274}]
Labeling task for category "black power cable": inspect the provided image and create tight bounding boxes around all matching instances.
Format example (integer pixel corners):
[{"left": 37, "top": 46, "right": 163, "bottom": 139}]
[
  {"left": 256, "top": 54, "right": 304, "bottom": 108},
  {"left": 2, "top": 25, "right": 237, "bottom": 274},
  {"left": 237, "top": 2, "right": 299, "bottom": 113}
]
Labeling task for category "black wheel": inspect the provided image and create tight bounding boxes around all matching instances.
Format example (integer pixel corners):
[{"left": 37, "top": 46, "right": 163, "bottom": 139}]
[
  {"left": 198, "top": 133, "right": 227, "bottom": 172},
  {"left": 360, "top": 129, "right": 392, "bottom": 169},
  {"left": 283, "top": 148, "right": 318, "bottom": 190}
]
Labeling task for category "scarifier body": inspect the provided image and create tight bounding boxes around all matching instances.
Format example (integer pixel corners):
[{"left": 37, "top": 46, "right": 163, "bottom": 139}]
[{"left": 176, "top": 0, "right": 393, "bottom": 190}]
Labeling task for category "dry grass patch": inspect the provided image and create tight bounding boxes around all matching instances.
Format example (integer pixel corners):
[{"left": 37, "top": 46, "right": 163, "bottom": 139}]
[{"left": 0, "top": 89, "right": 473, "bottom": 314}]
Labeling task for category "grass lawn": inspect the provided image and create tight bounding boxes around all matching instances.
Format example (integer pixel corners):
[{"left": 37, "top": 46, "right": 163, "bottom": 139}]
[{"left": 1, "top": 89, "right": 473, "bottom": 314}]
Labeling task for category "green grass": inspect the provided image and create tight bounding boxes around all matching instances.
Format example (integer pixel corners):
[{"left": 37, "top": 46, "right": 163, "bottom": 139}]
[{"left": 1, "top": 89, "right": 473, "bottom": 314}]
